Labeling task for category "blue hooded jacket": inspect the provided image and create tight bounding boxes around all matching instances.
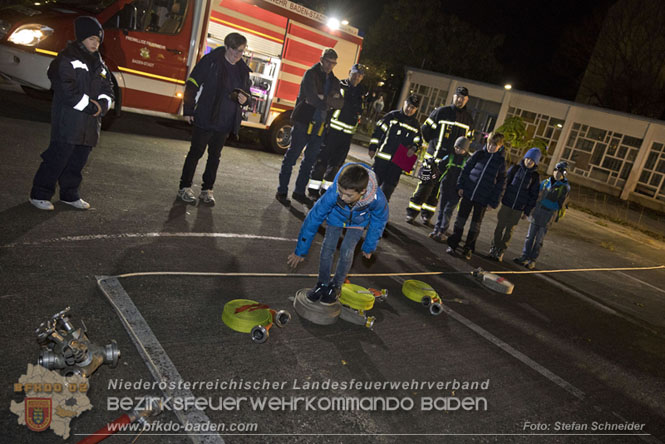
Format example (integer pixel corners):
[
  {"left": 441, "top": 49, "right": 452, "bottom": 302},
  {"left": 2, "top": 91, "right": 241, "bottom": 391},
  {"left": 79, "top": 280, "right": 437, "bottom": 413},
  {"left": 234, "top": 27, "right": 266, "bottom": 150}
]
[
  {"left": 295, "top": 163, "right": 389, "bottom": 256},
  {"left": 457, "top": 145, "right": 506, "bottom": 208}
]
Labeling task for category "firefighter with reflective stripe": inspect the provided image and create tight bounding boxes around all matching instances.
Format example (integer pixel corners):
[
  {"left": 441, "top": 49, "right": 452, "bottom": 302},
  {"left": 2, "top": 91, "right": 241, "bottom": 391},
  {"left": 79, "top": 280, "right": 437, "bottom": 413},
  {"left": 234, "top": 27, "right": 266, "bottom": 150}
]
[
  {"left": 406, "top": 86, "right": 474, "bottom": 225},
  {"left": 30, "top": 16, "right": 114, "bottom": 211},
  {"left": 368, "top": 95, "right": 422, "bottom": 202},
  {"left": 276, "top": 48, "right": 343, "bottom": 208},
  {"left": 307, "top": 64, "right": 367, "bottom": 199}
]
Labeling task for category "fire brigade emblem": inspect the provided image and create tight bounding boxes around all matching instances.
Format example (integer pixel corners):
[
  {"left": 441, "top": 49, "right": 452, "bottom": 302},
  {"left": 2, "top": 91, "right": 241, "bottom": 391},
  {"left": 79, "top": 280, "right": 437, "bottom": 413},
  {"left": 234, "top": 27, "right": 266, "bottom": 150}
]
[
  {"left": 25, "top": 398, "right": 52, "bottom": 432},
  {"left": 140, "top": 47, "right": 150, "bottom": 59}
]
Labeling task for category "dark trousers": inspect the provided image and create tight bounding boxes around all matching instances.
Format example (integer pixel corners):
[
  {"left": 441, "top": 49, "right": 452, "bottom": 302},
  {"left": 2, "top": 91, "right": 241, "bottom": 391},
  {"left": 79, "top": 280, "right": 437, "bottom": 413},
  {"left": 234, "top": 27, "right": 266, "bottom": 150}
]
[
  {"left": 179, "top": 126, "right": 229, "bottom": 190},
  {"left": 492, "top": 204, "right": 523, "bottom": 252},
  {"left": 278, "top": 121, "right": 324, "bottom": 195},
  {"left": 407, "top": 178, "right": 439, "bottom": 219},
  {"left": 447, "top": 197, "right": 487, "bottom": 252},
  {"left": 31, "top": 140, "right": 92, "bottom": 201},
  {"left": 308, "top": 129, "right": 353, "bottom": 192},
  {"left": 372, "top": 158, "right": 402, "bottom": 201}
]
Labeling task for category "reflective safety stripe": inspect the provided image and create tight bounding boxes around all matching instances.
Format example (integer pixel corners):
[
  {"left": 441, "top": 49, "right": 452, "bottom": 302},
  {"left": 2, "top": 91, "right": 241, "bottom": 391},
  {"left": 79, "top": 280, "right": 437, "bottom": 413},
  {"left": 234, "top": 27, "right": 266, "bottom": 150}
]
[
  {"left": 98, "top": 94, "right": 112, "bottom": 108},
  {"left": 186, "top": 76, "right": 199, "bottom": 87},
  {"left": 422, "top": 204, "right": 437, "bottom": 212},
  {"left": 375, "top": 151, "right": 392, "bottom": 161},
  {"left": 414, "top": 136, "right": 421, "bottom": 144},
  {"left": 73, "top": 94, "right": 89, "bottom": 111},
  {"left": 425, "top": 117, "right": 436, "bottom": 129},
  {"left": 330, "top": 118, "right": 356, "bottom": 134},
  {"left": 322, "top": 181, "right": 331, "bottom": 190},
  {"left": 307, "top": 121, "right": 325, "bottom": 136},
  {"left": 381, "top": 123, "right": 389, "bottom": 132},
  {"left": 408, "top": 201, "right": 422, "bottom": 211},
  {"left": 398, "top": 122, "right": 419, "bottom": 132},
  {"left": 370, "top": 138, "right": 380, "bottom": 145},
  {"left": 432, "top": 120, "right": 472, "bottom": 159},
  {"left": 318, "top": 123, "right": 325, "bottom": 136},
  {"left": 308, "top": 179, "right": 322, "bottom": 190},
  {"left": 424, "top": 152, "right": 434, "bottom": 159}
]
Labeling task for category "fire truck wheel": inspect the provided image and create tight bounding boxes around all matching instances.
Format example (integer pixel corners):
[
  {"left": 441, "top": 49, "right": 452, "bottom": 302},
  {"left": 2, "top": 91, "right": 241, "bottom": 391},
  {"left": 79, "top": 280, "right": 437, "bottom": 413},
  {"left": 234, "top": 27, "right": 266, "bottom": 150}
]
[{"left": 267, "top": 117, "right": 292, "bottom": 154}]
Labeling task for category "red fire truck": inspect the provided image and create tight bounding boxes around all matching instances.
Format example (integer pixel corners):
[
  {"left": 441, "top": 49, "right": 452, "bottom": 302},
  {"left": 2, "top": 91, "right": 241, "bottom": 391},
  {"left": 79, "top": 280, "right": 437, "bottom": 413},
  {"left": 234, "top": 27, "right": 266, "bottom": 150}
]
[{"left": 0, "top": 0, "right": 363, "bottom": 153}]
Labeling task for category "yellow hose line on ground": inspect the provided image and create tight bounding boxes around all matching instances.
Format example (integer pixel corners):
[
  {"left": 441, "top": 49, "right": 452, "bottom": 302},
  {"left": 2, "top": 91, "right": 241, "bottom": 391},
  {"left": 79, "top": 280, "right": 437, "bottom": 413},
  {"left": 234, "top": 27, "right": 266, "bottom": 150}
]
[{"left": 113, "top": 264, "right": 664, "bottom": 280}]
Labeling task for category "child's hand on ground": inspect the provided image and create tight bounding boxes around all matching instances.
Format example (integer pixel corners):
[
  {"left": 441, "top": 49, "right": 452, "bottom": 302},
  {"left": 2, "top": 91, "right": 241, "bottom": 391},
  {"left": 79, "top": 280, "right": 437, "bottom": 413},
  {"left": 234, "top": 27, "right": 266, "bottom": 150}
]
[
  {"left": 287, "top": 253, "right": 304, "bottom": 269},
  {"left": 362, "top": 252, "right": 372, "bottom": 259}
]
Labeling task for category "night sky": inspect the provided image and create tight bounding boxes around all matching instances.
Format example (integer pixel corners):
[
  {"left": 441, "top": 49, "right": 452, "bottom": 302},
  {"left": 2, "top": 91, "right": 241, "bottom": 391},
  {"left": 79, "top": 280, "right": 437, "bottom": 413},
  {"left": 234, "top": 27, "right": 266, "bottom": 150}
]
[{"left": 318, "top": 0, "right": 617, "bottom": 100}]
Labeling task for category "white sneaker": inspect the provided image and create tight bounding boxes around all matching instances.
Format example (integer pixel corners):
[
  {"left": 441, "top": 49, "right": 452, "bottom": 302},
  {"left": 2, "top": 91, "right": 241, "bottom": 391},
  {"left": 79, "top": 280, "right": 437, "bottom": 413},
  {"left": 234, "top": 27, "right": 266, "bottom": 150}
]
[
  {"left": 177, "top": 187, "right": 196, "bottom": 203},
  {"left": 29, "top": 198, "right": 54, "bottom": 211},
  {"left": 199, "top": 189, "right": 215, "bottom": 205},
  {"left": 61, "top": 198, "right": 90, "bottom": 210}
]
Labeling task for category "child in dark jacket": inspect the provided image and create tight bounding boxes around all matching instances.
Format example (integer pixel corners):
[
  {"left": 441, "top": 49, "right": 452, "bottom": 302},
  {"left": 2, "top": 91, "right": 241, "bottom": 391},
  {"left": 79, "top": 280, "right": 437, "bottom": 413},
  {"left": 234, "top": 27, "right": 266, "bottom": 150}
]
[
  {"left": 446, "top": 132, "right": 506, "bottom": 260},
  {"left": 29, "top": 16, "right": 113, "bottom": 211},
  {"left": 287, "top": 163, "right": 389, "bottom": 305},
  {"left": 514, "top": 161, "right": 571, "bottom": 269},
  {"left": 489, "top": 147, "right": 542, "bottom": 261},
  {"left": 428, "top": 137, "right": 471, "bottom": 242}
]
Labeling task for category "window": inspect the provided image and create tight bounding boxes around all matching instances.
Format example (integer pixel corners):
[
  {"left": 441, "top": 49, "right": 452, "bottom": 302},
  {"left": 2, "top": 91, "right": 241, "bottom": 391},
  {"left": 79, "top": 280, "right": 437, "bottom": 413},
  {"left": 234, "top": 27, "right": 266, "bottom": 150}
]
[{"left": 105, "top": 0, "right": 188, "bottom": 34}]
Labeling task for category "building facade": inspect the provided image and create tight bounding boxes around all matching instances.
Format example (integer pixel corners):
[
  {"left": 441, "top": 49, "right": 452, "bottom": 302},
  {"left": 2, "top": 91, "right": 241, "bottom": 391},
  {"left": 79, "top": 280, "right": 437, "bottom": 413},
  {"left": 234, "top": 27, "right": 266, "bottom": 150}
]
[{"left": 399, "top": 67, "right": 665, "bottom": 213}]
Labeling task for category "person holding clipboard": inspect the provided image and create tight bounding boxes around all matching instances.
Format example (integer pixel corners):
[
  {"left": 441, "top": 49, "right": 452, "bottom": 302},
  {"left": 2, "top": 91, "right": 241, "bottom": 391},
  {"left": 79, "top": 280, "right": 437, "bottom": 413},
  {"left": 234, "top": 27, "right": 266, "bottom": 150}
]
[{"left": 368, "top": 95, "right": 422, "bottom": 201}]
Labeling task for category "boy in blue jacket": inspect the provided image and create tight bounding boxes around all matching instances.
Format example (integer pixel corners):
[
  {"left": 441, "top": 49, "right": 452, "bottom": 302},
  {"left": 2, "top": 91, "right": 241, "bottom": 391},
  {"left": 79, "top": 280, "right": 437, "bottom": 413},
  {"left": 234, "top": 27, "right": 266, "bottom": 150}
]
[
  {"left": 488, "top": 147, "right": 542, "bottom": 261},
  {"left": 446, "top": 132, "right": 506, "bottom": 260},
  {"left": 514, "top": 161, "right": 571, "bottom": 269},
  {"left": 287, "top": 163, "right": 389, "bottom": 305}
]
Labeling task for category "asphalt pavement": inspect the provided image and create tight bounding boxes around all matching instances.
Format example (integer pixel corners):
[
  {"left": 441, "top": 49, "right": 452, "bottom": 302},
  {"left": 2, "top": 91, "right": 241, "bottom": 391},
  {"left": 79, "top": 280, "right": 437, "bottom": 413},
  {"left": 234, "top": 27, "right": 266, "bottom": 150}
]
[{"left": 1, "top": 84, "right": 664, "bottom": 444}]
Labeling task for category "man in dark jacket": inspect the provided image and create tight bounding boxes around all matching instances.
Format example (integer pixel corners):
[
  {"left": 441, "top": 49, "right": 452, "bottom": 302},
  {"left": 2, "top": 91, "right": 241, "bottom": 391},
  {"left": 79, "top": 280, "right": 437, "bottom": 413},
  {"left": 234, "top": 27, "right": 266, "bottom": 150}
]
[
  {"left": 446, "top": 132, "right": 506, "bottom": 260},
  {"left": 29, "top": 16, "right": 114, "bottom": 211},
  {"left": 369, "top": 95, "right": 422, "bottom": 201},
  {"left": 489, "top": 147, "right": 541, "bottom": 261},
  {"left": 306, "top": 63, "right": 366, "bottom": 199},
  {"left": 276, "top": 48, "right": 343, "bottom": 207},
  {"left": 407, "top": 86, "right": 474, "bottom": 225},
  {"left": 178, "top": 32, "right": 252, "bottom": 206}
]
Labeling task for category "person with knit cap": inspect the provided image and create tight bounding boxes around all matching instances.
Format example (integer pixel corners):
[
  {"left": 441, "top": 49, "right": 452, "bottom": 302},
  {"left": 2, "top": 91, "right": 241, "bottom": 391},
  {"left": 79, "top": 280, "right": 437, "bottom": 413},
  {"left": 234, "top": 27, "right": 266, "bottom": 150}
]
[
  {"left": 29, "top": 16, "right": 113, "bottom": 211},
  {"left": 488, "top": 147, "right": 542, "bottom": 261}
]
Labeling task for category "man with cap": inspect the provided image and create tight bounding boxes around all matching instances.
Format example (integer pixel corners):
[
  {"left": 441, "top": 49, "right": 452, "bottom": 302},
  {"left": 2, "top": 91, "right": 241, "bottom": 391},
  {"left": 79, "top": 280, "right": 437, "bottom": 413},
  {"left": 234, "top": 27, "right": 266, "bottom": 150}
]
[
  {"left": 514, "top": 161, "right": 571, "bottom": 269},
  {"left": 406, "top": 86, "right": 474, "bottom": 225},
  {"left": 306, "top": 63, "right": 367, "bottom": 199},
  {"left": 488, "top": 147, "right": 542, "bottom": 261},
  {"left": 276, "top": 48, "right": 343, "bottom": 207},
  {"left": 29, "top": 16, "right": 114, "bottom": 211},
  {"left": 369, "top": 94, "right": 423, "bottom": 201}
]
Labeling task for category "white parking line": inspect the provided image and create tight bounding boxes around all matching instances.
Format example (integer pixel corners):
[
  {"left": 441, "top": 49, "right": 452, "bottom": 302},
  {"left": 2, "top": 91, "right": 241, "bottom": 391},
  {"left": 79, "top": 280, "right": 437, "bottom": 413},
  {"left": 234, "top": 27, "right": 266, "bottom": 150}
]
[
  {"left": 3, "top": 232, "right": 297, "bottom": 247},
  {"left": 97, "top": 276, "right": 224, "bottom": 444}
]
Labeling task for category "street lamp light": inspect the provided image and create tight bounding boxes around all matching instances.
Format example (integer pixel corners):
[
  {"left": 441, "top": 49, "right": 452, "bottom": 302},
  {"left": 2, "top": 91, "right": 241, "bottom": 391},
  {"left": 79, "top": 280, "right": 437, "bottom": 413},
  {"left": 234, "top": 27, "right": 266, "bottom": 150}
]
[
  {"left": 504, "top": 84, "right": 512, "bottom": 90},
  {"left": 327, "top": 17, "right": 340, "bottom": 30}
]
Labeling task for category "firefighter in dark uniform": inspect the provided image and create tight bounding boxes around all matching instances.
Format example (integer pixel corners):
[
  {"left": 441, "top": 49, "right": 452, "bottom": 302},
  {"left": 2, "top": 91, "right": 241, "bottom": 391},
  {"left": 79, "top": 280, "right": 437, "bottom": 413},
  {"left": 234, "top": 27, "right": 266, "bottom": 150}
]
[
  {"left": 369, "top": 95, "right": 422, "bottom": 201},
  {"left": 406, "top": 86, "right": 474, "bottom": 224},
  {"left": 307, "top": 64, "right": 367, "bottom": 199}
]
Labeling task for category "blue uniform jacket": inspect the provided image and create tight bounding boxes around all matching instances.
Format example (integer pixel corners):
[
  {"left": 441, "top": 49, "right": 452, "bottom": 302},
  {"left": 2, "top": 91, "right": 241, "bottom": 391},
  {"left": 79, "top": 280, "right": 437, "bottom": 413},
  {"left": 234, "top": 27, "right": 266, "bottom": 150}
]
[
  {"left": 457, "top": 146, "right": 507, "bottom": 208},
  {"left": 295, "top": 163, "right": 389, "bottom": 256},
  {"left": 501, "top": 161, "right": 540, "bottom": 216}
]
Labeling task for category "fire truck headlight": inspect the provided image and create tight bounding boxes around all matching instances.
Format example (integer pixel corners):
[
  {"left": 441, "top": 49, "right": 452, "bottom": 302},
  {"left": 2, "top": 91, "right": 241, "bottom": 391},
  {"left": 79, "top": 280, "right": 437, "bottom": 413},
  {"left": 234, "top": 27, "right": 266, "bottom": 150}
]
[{"left": 8, "top": 24, "right": 53, "bottom": 46}]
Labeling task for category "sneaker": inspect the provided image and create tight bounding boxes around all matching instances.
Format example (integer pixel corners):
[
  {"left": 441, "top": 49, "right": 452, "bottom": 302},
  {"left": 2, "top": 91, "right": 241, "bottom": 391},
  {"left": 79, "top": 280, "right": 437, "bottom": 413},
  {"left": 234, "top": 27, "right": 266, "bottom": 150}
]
[
  {"left": 428, "top": 231, "right": 444, "bottom": 243},
  {"left": 446, "top": 246, "right": 456, "bottom": 255},
  {"left": 525, "top": 261, "right": 536, "bottom": 270},
  {"left": 61, "top": 198, "right": 90, "bottom": 210},
  {"left": 178, "top": 187, "right": 196, "bottom": 203},
  {"left": 513, "top": 256, "right": 528, "bottom": 266},
  {"left": 405, "top": 214, "right": 416, "bottom": 224},
  {"left": 496, "top": 250, "right": 504, "bottom": 262},
  {"left": 275, "top": 192, "right": 291, "bottom": 206},
  {"left": 320, "top": 285, "right": 340, "bottom": 305},
  {"left": 29, "top": 198, "right": 54, "bottom": 211},
  {"left": 307, "top": 282, "right": 327, "bottom": 302},
  {"left": 199, "top": 190, "right": 215, "bottom": 206},
  {"left": 292, "top": 192, "right": 313, "bottom": 208},
  {"left": 463, "top": 248, "right": 472, "bottom": 260},
  {"left": 421, "top": 214, "right": 432, "bottom": 226}
]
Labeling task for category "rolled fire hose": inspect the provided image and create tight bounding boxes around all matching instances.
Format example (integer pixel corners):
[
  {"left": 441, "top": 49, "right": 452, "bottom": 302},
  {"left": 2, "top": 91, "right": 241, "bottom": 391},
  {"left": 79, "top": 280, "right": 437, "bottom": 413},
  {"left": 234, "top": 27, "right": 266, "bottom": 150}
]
[
  {"left": 402, "top": 279, "right": 443, "bottom": 316},
  {"left": 222, "top": 299, "right": 290, "bottom": 343}
]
